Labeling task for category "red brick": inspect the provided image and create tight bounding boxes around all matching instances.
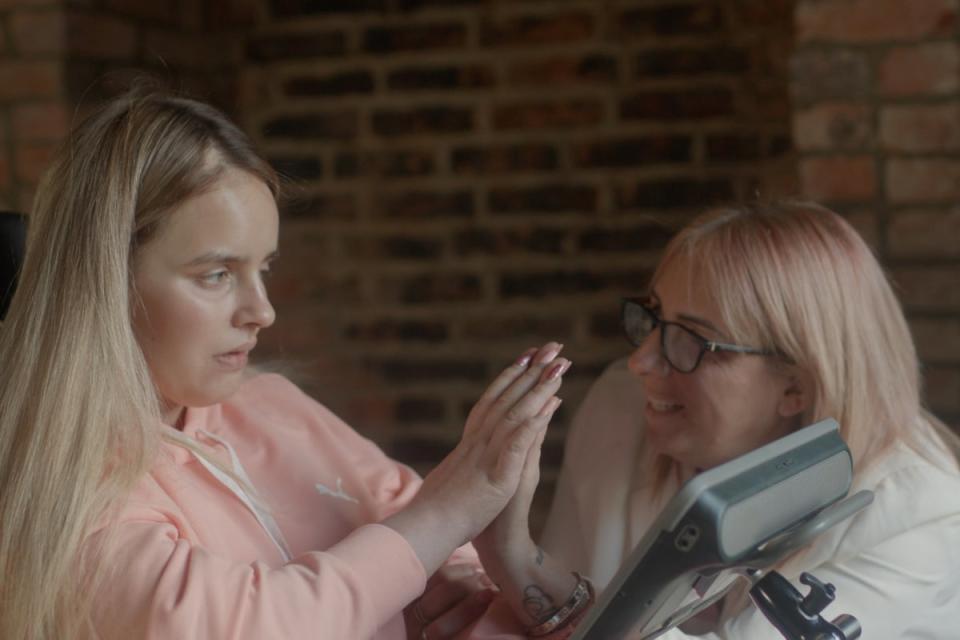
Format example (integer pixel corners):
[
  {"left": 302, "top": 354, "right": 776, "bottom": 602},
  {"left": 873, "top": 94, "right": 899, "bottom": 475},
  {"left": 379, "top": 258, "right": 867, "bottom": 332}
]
[
  {"left": 481, "top": 12, "right": 594, "bottom": 48},
  {"left": 887, "top": 159, "right": 960, "bottom": 203},
  {"left": 67, "top": 11, "right": 136, "bottom": 59},
  {"left": 912, "top": 317, "right": 960, "bottom": 363},
  {"left": 10, "top": 9, "right": 66, "bottom": 55},
  {"left": 363, "top": 23, "right": 466, "bottom": 54},
  {"left": 792, "top": 102, "right": 874, "bottom": 151},
  {"left": 797, "top": 0, "right": 957, "bottom": 43},
  {"left": 799, "top": 155, "right": 876, "bottom": 201},
  {"left": 880, "top": 103, "right": 960, "bottom": 152},
  {"left": 892, "top": 266, "right": 960, "bottom": 311},
  {"left": 507, "top": 55, "right": 618, "bottom": 87},
  {"left": 143, "top": 30, "right": 237, "bottom": 70},
  {"left": 791, "top": 49, "right": 871, "bottom": 102},
  {"left": 493, "top": 100, "right": 604, "bottom": 130},
  {"left": 103, "top": 0, "right": 175, "bottom": 23},
  {"left": 0, "top": 61, "right": 61, "bottom": 101},
  {"left": 887, "top": 207, "right": 960, "bottom": 258},
  {"left": 879, "top": 42, "right": 960, "bottom": 97},
  {"left": 841, "top": 210, "right": 880, "bottom": 250},
  {"left": 11, "top": 102, "right": 69, "bottom": 141},
  {"left": 203, "top": 0, "right": 258, "bottom": 29},
  {"left": 14, "top": 141, "right": 58, "bottom": 183}
]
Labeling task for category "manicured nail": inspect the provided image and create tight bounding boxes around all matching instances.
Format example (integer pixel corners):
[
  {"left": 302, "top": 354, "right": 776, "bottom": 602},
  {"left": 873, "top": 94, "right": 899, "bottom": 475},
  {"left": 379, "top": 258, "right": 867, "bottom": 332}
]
[
  {"left": 546, "top": 359, "right": 571, "bottom": 381},
  {"left": 538, "top": 396, "right": 562, "bottom": 417},
  {"left": 535, "top": 342, "right": 563, "bottom": 365},
  {"left": 515, "top": 348, "right": 536, "bottom": 368}
]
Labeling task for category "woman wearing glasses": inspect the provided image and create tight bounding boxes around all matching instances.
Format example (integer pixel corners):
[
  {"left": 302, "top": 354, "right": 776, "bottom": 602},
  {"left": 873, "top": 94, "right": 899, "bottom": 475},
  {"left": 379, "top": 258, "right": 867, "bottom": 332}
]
[{"left": 523, "top": 201, "right": 960, "bottom": 637}]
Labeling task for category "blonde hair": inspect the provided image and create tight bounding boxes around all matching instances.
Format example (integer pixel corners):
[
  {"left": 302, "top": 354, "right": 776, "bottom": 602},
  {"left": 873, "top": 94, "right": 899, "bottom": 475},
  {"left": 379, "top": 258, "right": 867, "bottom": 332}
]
[
  {"left": 642, "top": 200, "right": 960, "bottom": 623},
  {"left": 646, "top": 200, "right": 959, "bottom": 490},
  {"left": 0, "top": 90, "right": 277, "bottom": 639}
]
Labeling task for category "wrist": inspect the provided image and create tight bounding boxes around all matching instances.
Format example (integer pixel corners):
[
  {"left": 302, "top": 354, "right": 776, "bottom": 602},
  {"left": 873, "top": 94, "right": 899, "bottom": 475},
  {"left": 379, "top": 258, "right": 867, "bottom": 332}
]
[
  {"left": 526, "top": 573, "right": 594, "bottom": 637},
  {"left": 383, "top": 499, "right": 472, "bottom": 576}
]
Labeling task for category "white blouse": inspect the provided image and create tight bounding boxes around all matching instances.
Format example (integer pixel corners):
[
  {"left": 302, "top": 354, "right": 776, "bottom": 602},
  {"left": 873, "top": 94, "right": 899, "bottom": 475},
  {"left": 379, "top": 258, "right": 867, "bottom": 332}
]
[{"left": 542, "top": 358, "right": 960, "bottom": 639}]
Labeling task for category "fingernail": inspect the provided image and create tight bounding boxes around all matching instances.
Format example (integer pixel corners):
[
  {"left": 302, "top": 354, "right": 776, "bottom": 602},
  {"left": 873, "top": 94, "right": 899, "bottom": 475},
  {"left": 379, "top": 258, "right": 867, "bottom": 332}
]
[
  {"left": 515, "top": 349, "right": 535, "bottom": 368},
  {"left": 546, "top": 359, "right": 570, "bottom": 380},
  {"left": 538, "top": 396, "right": 562, "bottom": 418},
  {"left": 535, "top": 342, "right": 563, "bottom": 365}
]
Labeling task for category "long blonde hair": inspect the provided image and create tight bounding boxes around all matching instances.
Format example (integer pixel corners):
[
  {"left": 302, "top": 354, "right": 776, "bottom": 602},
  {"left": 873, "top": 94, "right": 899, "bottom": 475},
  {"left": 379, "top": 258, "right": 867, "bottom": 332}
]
[
  {"left": 0, "top": 90, "right": 277, "bottom": 639},
  {"left": 645, "top": 200, "right": 959, "bottom": 491}
]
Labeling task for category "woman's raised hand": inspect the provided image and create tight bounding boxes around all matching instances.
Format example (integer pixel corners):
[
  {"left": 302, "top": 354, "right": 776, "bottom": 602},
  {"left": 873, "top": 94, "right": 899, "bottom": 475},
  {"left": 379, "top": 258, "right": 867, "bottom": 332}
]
[{"left": 384, "top": 342, "right": 568, "bottom": 576}]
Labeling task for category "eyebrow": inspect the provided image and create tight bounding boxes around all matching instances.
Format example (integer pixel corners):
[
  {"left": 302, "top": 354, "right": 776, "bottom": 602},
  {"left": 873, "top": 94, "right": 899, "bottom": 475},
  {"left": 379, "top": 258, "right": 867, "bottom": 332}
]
[
  {"left": 184, "top": 249, "right": 279, "bottom": 267},
  {"left": 649, "top": 289, "right": 722, "bottom": 336}
]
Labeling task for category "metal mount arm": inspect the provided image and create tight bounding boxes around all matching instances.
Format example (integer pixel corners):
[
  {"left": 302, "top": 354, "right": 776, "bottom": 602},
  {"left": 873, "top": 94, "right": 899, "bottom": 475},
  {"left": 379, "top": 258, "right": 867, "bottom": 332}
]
[{"left": 749, "top": 570, "right": 862, "bottom": 640}]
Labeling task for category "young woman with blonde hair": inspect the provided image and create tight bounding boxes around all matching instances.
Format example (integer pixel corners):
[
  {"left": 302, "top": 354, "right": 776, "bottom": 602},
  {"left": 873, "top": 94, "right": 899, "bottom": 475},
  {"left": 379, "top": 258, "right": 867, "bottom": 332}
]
[
  {"left": 0, "top": 91, "right": 585, "bottom": 639},
  {"left": 535, "top": 201, "right": 960, "bottom": 637}
]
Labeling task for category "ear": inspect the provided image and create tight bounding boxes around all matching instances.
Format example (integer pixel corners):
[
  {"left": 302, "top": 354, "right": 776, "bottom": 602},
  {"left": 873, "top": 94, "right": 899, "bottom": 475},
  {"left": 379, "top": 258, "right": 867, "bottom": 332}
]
[{"left": 777, "top": 367, "right": 813, "bottom": 419}]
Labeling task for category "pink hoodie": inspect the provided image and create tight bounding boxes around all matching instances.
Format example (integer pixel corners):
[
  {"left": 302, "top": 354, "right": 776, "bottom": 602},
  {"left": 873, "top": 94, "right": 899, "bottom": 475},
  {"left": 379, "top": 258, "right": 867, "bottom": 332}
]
[{"left": 89, "top": 373, "right": 530, "bottom": 639}]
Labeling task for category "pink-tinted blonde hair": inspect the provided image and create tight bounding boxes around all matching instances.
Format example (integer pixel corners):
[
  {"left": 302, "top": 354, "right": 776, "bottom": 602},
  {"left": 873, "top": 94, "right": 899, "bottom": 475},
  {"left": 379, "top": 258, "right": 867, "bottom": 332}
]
[{"left": 646, "top": 200, "right": 958, "bottom": 490}]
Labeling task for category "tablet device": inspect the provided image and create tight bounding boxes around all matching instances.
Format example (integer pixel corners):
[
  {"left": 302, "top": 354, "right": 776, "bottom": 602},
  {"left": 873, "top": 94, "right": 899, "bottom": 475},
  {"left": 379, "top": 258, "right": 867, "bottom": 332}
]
[{"left": 571, "top": 418, "right": 853, "bottom": 639}]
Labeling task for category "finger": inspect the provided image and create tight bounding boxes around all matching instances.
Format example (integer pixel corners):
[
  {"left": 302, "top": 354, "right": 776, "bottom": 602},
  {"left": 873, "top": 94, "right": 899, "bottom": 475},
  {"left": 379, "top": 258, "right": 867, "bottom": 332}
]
[
  {"left": 516, "top": 407, "right": 553, "bottom": 502},
  {"left": 463, "top": 346, "right": 541, "bottom": 436},
  {"left": 486, "top": 361, "right": 569, "bottom": 453},
  {"left": 424, "top": 589, "right": 496, "bottom": 640},
  {"left": 481, "top": 347, "right": 565, "bottom": 429},
  {"left": 425, "top": 563, "right": 483, "bottom": 590},
  {"left": 421, "top": 570, "right": 490, "bottom": 616},
  {"left": 492, "top": 399, "right": 559, "bottom": 489}
]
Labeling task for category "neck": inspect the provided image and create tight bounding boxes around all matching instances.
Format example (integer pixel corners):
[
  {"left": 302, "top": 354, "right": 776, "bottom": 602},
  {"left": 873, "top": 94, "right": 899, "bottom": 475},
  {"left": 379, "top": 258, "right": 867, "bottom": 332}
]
[{"left": 162, "top": 403, "right": 185, "bottom": 428}]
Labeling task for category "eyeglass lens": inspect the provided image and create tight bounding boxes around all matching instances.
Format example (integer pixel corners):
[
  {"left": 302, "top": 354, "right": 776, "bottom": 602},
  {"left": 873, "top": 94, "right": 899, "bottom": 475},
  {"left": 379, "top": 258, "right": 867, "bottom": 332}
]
[{"left": 624, "top": 302, "right": 703, "bottom": 373}]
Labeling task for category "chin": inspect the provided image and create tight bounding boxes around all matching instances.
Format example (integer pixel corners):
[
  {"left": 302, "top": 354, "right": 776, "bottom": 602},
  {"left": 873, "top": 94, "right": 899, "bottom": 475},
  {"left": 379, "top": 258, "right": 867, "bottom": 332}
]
[{"left": 181, "top": 379, "right": 244, "bottom": 409}]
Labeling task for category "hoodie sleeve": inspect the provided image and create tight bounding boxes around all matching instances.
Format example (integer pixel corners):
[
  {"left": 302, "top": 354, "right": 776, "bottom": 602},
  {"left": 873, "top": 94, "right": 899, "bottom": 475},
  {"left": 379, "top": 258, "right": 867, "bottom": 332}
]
[{"left": 92, "top": 518, "right": 426, "bottom": 640}]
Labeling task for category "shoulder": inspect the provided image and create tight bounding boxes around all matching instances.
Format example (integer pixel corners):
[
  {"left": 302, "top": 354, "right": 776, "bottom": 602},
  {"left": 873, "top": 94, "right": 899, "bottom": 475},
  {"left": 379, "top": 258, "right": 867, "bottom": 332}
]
[
  {"left": 218, "top": 372, "right": 371, "bottom": 449},
  {"left": 824, "top": 442, "right": 960, "bottom": 560}
]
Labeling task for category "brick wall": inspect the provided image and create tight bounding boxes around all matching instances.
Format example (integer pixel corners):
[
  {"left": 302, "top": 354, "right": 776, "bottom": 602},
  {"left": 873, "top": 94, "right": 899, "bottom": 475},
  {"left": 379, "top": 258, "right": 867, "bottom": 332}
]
[
  {"left": 792, "top": 0, "right": 960, "bottom": 428},
  {"left": 239, "top": 0, "right": 796, "bottom": 524},
  {"left": 1, "top": 0, "right": 259, "bottom": 211},
  {"left": 6, "top": 0, "right": 955, "bottom": 531},
  {"left": 61, "top": 0, "right": 259, "bottom": 114},
  {"left": 0, "top": 0, "right": 66, "bottom": 212}
]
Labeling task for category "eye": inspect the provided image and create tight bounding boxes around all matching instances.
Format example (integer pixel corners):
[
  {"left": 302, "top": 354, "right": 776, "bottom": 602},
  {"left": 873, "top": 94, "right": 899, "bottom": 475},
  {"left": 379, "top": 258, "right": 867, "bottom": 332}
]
[{"left": 198, "top": 270, "right": 231, "bottom": 287}]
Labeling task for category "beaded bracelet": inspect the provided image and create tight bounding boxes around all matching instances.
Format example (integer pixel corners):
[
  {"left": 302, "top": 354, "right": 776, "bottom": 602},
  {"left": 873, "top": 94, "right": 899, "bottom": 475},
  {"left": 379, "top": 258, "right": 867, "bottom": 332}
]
[{"left": 527, "top": 572, "right": 594, "bottom": 637}]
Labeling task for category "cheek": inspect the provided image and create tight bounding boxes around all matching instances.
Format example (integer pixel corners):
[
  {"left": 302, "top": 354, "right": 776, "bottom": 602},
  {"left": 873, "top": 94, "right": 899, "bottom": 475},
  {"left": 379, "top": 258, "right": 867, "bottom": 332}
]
[{"left": 135, "top": 285, "right": 219, "bottom": 367}]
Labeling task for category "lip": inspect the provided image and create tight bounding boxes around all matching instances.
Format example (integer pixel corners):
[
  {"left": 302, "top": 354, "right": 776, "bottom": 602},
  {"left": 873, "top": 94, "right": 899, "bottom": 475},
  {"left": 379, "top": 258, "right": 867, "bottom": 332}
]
[{"left": 214, "top": 341, "right": 256, "bottom": 369}]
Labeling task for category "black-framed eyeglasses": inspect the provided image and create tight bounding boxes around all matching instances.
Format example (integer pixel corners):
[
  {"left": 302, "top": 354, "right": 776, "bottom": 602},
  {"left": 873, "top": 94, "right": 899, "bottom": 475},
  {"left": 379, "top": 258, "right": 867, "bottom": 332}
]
[{"left": 621, "top": 297, "right": 771, "bottom": 373}]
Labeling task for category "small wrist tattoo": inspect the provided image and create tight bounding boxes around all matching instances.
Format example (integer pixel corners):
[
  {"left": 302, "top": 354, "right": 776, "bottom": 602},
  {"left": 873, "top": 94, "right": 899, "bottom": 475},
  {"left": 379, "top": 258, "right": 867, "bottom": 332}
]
[
  {"left": 522, "top": 584, "right": 557, "bottom": 622},
  {"left": 535, "top": 547, "right": 545, "bottom": 566}
]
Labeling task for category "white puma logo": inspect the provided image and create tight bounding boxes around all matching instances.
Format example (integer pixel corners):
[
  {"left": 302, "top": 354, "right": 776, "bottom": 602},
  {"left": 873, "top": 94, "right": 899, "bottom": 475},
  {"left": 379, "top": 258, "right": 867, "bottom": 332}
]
[{"left": 315, "top": 477, "right": 359, "bottom": 504}]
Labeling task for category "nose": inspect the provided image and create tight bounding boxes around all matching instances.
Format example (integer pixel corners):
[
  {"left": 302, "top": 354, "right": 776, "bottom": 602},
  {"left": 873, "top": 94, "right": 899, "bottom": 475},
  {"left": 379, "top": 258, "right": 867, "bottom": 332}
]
[
  {"left": 627, "top": 328, "right": 669, "bottom": 377},
  {"left": 235, "top": 276, "right": 275, "bottom": 331}
]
